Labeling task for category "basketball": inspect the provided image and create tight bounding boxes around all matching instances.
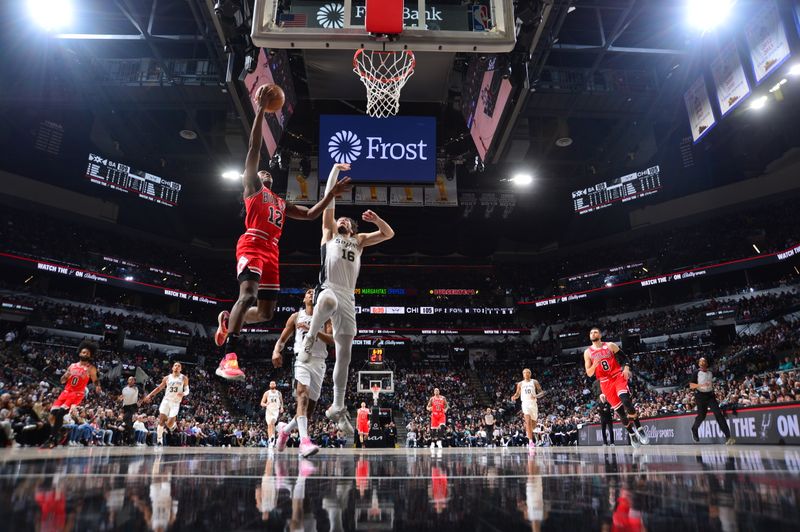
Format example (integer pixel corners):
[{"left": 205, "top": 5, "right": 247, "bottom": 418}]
[{"left": 262, "top": 83, "right": 285, "bottom": 112}]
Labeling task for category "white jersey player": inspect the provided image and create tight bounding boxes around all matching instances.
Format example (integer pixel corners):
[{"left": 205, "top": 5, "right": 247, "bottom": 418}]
[
  {"left": 272, "top": 289, "right": 334, "bottom": 458},
  {"left": 511, "top": 368, "right": 544, "bottom": 450},
  {"left": 142, "top": 362, "right": 189, "bottom": 446},
  {"left": 299, "top": 163, "right": 395, "bottom": 436},
  {"left": 260, "top": 381, "right": 284, "bottom": 447}
]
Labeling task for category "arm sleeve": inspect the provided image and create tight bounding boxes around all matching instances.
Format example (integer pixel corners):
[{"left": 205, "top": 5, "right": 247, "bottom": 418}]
[
  {"left": 323, "top": 166, "right": 341, "bottom": 210},
  {"left": 183, "top": 385, "right": 189, "bottom": 397},
  {"left": 615, "top": 349, "right": 630, "bottom": 367},
  {"left": 689, "top": 374, "right": 698, "bottom": 385}
]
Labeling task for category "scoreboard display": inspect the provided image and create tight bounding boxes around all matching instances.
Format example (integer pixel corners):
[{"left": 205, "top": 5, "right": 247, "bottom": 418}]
[
  {"left": 369, "top": 348, "right": 384, "bottom": 364},
  {"left": 86, "top": 153, "right": 182, "bottom": 207},
  {"left": 572, "top": 165, "right": 661, "bottom": 215}
]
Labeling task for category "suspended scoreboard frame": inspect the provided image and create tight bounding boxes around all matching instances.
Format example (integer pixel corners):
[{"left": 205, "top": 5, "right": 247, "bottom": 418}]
[{"left": 251, "top": 0, "right": 516, "bottom": 52}]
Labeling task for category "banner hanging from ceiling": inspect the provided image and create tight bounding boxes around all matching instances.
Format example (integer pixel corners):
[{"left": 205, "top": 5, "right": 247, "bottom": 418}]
[
  {"left": 744, "top": 0, "right": 791, "bottom": 84},
  {"left": 684, "top": 76, "right": 716, "bottom": 143},
  {"left": 710, "top": 40, "right": 751, "bottom": 117},
  {"left": 424, "top": 175, "right": 458, "bottom": 206},
  {"left": 390, "top": 186, "right": 424, "bottom": 206},
  {"left": 354, "top": 186, "right": 389, "bottom": 205}
]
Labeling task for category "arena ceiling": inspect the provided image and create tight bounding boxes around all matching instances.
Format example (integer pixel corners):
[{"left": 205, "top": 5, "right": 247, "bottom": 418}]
[{"left": 1, "top": 0, "right": 798, "bottom": 255}]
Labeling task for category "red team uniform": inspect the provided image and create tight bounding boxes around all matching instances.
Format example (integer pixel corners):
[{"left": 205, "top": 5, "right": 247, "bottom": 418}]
[
  {"left": 589, "top": 342, "right": 629, "bottom": 410},
  {"left": 357, "top": 407, "right": 371, "bottom": 435},
  {"left": 430, "top": 396, "right": 446, "bottom": 429},
  {"left": 235, "top": 186, "right": 287, "bottom": 297},
  {"left": 52, "top": 363, "right": 90, "bottom": 409}
]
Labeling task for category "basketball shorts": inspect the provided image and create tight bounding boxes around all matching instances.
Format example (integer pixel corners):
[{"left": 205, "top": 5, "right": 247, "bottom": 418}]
[
  {"left": 599, "top": 373, "right": 629, "bottom": 410},
  {"left": 431, "top": 413, "right": 446, "bottom": 430},
  {"left": 235, "top": 234, "right": 280, "bottom": 300},
  {"left": 522, "top": 401, "right": 538, "bottom": 420},
  {"left": 294, "top": 356, "right": 326, "bottom": 402},
  {"left": 265, "top": 408, "right": 280, "bottom": 424},
  {"left": 51, "top": 390, "right": 85, "bottom": 410},
  {"left": 158, "top": 399, "right": 181, "bottom": 419},
  {"left": 357, "top": 419, "right": 370, "bottom": 435},
  {"left": 315, "top": 284, "right": 357, "bottom": 337}
]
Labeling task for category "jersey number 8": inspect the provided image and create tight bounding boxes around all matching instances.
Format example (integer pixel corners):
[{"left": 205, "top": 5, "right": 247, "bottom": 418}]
[
  {"left": 70, "top": 376, "right": 79, "bottom": 387},
  {"left": 600, "top": 360, "right": 610, "bottom": 371}
]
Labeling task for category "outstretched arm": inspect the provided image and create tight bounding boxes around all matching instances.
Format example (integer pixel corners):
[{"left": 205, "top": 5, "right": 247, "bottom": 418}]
[
  {"left": 142, "top": 377, "right": 167, "bottom": 403},
  {"left": 357, "top": 210, "right": 395, "bottom": 247},
  {"left": 271, "top": 313, "right": 298, "bottom": 368},
  {"left": 285, "top": 172, "right": 351, "bottom": 221},
  {"left": 242, "top": 86, "right": 271, "bottom": 198}
]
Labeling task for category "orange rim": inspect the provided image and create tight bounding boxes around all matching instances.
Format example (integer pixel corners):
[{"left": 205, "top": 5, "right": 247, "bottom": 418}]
[{"left": 353, "top": 49, "right": 416, "bottom": 84}]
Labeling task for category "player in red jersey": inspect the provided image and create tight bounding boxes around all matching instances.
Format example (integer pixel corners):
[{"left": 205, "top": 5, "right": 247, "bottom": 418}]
[
  {"left": 46, "top": 340, "right": 101, "bottom": 447},
  {"left": 426, "top": 388, "right": 448, "bottom": 449},
  {"left": 584, "top": 328, "right": 649, "bottom": 448},
  {"left": 215, "top": 85, "right": 351, "bottom": 380},
  {"left": 356, "top": 402, "right": 370, "bottom": 446}
]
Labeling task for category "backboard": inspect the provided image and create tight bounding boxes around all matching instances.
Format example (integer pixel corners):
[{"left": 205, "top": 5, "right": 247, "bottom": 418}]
[
  {"left": 252, "top": 0, "right": 516, "bottom": 52},
  {"left": 357, "top": 370, "right": 394, "bottom": 394}
]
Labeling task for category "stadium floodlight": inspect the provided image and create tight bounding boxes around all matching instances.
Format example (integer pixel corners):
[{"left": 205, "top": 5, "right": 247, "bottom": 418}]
[
  {"left": 752, "top": 244, "right": 761, "bottom": 254},
  {"left": 27, "top": 0, "right": 73, "bottom": 31},
  {"left": 686, "top": 0, "right": 734, "bottom": 33},
  {"left": 222, "top": 170, "right": 240, "bottom": 180},
  {"left": 124, "top": 275, "right": 134, "bottom": 281},
  {"left": 749, "top": 96, "right": 768, "bottom": 110},
  {"left": 789, "top": 64, "right": 800, "bottom": 77},
  {"left": 510, "top": 173, "right": 533, "bottom": 186}
]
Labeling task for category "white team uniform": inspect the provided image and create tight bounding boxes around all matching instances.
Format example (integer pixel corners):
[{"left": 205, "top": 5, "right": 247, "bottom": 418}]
[
  {"left": 150, "top": 481, "right": 177, "bottom": 531},
  {"left": 264, "top": 390, "right": 282, "bottom": 424},
  {"left": 257, "top": 475, "right": 278, "bottom": 514},
  {"left": 158, "top": 374, "right": 185, "bottom": 419},
  {"left": 519, "top": 380, "right": 539, "bottom": 420},
  {"left": 317, "top": 234, "right": 362, "bottom": 337},
  {"left": 294, "top": 309, "right": 328, "bottom": 401},
  {"left": 526, "top": 476, "right": 544, "bottom": 521}
]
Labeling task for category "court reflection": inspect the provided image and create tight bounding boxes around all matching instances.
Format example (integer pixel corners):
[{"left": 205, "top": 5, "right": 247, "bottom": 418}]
[{"left": 0, "top": 447, "right": 798, "bottom": 530}]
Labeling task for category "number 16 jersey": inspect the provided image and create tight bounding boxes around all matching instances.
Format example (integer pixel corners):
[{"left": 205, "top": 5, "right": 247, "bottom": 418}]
[{"left": 319, "top": 234, "right": 362, "bottom": 291}]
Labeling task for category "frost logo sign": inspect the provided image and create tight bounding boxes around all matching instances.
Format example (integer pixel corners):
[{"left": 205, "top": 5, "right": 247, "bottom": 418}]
[
  {"left": 316, "top": 3, "right": 344, "bottom": 28},
  {"left": 328, "top": 130, "right": 363, "bottom": 164},
  {"left": 320, "top": 115, "right": 436, "bottom": 183}
]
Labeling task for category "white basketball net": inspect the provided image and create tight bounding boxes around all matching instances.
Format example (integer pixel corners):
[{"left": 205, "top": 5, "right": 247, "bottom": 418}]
[
  {"left": 370, "top": 385, "right": 381, "bottom": 405},
  {"left": 353, "top": 49, "right": 416, "bottom": 118}
]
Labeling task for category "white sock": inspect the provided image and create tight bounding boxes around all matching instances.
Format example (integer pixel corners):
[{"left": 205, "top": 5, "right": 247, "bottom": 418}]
[
  {"left": 306, "top": 289, "right": 337, "bottom": 344},
  {"left": 332, "top": 334, "right": 354, "bottom": 409},
  {"left": 298, "top": 416, "right": 308, "bottom": 441},
  {"left": 283, "top": 417, "right": 298, "bottom": 434},
  {"left": 156, "top": 425, "right": 164, "bottom": 444},
  {"left": 293, "top": 477, "right": 306, "bottom": 499}
]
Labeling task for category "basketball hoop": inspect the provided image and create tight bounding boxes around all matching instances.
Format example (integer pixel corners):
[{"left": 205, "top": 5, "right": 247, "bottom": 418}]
[
  {"left": 370, "top": 383, "right": 382, "bottom": 406},
  {"left": 353, "top": 49, "right": 416, "bottom": 118}
]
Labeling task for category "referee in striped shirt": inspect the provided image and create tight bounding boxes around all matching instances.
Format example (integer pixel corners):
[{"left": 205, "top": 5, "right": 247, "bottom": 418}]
[{"left": 689, "top": 358, "right": 735, "bottom": 445}]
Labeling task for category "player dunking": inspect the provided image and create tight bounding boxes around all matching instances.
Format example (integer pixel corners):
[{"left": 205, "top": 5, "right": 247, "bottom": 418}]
[
  {"left": 260, "top": 381, "right": 284, "bottom": 448},
  {"left": 141, "top": 362, "right": 189, "bottom": 446},
  {"left": 272, "top": 289, "right": 334, "bottom": 458},
  {"left": 299, "top": 162, "right": 395, "bottom": 435},
  {"left": 46, "top": 340, "right": 101, "bottom": 447},
  {"left": 214, "top": 85, "right": 351, "bottom": 381},
  {"left": 584, "top": 328, "right": 649, "bottom": 447},
  {"left": 511, "top": 368, "right": 545, "bottom": 450},
  {"left": 356, "top": 402, "right": 370, "bottom": 446},
  {"left": 427, "top": 388, "right": 448, "bottom": 449}
]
